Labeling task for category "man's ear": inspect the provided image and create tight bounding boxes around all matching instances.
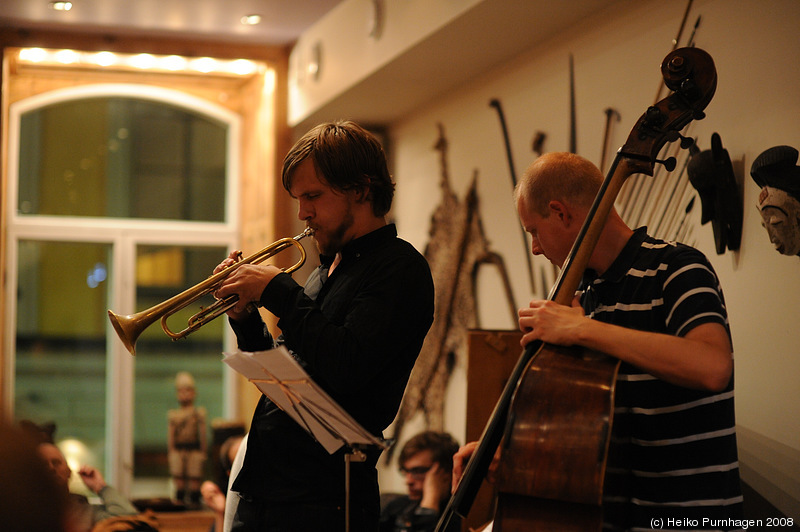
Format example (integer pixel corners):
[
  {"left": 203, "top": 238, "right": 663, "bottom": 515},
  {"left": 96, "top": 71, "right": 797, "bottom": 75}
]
[
  {"left": 548, "top": 200, "right": 572, "bottom": 225},
  {"left": 351, "top": 184, "right": 370, "bottom": 204}
]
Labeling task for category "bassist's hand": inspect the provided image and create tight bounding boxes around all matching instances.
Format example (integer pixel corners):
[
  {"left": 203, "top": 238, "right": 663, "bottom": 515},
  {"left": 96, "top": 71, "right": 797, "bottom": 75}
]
[
  {"left": 518, "top": 297, "right": 586, "bottom": 348},
  {"left": 451, "top": 441, "right": 499, "bottom": 493}
]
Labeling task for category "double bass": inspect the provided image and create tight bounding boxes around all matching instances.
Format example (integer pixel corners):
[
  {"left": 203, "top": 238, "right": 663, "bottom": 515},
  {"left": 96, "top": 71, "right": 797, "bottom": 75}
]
[{"left": 435, "top": 47, "right": 717, "bottom": 531}]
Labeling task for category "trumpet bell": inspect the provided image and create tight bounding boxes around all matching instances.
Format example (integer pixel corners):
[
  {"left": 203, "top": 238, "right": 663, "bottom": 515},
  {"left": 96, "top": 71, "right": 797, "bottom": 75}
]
[{"left": 107, "top": 310, "right": 143, "bottom": 356}]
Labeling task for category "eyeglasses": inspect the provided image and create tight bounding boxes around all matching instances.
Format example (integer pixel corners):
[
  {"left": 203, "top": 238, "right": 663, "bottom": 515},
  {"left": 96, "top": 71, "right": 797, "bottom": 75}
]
[{"left": 399, "top": 465, "right": 431, "bottom": 480}]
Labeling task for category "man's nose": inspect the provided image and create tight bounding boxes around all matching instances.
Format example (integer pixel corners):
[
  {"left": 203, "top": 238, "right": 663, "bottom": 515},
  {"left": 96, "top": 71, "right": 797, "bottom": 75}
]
[{"left": 297, "top": 202, "right": 311, "bottom": 221}]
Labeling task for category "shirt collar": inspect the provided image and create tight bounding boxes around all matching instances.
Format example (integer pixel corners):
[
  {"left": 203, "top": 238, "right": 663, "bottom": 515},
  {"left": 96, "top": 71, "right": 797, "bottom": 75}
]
[
  {"left": 589, "top": 226, "right": 648, "bottom": 283},
  {"left": 318, "top": 223, "right": 397, "bottom": 266}
]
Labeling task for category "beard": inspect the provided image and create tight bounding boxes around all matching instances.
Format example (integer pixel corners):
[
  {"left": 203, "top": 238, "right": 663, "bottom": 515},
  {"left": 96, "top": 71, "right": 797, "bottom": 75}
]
[{"left": 313, "top": 205, "right": 355, "bottom": 256}]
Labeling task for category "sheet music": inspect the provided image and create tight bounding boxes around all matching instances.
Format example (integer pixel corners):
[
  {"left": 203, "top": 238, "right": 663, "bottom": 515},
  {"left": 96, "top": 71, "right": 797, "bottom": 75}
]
[{"left": 223, "top": 347, "right": 386, "bottom": 454}]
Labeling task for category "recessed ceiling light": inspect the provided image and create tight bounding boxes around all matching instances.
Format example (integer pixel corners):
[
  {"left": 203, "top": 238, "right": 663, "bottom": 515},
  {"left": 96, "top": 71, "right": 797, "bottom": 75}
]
[
  {"left": 17, "top": 47, "right": 264, "bottom": 77},
  {"left": 92, "top": 51, "right": 116, "bottom": 67},
  {"left": 49, "top": 1, "right": 73, "bottom": 11},
  {"left": 53, "top": 49, "right": 78, "bottom": 64},
  {"left": 240, "top": 14, "right": 262, "bottom": 26}
]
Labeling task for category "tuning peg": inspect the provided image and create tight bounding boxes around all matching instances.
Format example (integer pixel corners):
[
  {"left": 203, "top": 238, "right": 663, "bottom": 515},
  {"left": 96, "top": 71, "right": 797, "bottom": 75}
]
[
  {"left": 644, "top": 106, "right": 665, "bottom": 127},
  {"left": 665, "top": 131, "right": 696, "bottom": 149},
  {"left": 679, "top": 134, "right": 695, "bottom": 149},
  {"left": 655, "top": 157, "right": 677, "bottom": 171}
]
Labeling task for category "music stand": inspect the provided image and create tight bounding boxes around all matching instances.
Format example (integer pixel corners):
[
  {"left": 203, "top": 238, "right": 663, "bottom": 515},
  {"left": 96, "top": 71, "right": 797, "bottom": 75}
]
[{"left": 223, "top": 347, "right": 387, "bottom": 531}]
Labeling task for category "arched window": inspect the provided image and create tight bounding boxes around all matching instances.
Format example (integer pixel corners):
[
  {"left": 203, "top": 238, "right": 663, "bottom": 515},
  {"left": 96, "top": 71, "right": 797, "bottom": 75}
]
[{"left": 6, "top": 83, "right": 241, "bottom": 497}]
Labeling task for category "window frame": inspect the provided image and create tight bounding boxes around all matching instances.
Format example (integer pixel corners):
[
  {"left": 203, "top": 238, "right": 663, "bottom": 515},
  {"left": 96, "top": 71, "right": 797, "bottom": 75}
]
[{"left": 4, "top": 83, "right": 241, "bottom": 494}]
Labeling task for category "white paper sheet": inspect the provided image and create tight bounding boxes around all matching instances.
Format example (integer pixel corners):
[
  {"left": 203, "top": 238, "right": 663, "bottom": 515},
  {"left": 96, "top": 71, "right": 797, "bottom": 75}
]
[{"left": 223, "top": 347, "right": 386, "bottom": 454}]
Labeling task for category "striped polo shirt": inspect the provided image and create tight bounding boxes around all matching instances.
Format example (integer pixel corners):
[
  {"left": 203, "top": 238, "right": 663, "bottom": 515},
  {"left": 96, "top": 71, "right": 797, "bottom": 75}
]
[{"left": 579, "top": 228, "right": 744, "bottom": 531}]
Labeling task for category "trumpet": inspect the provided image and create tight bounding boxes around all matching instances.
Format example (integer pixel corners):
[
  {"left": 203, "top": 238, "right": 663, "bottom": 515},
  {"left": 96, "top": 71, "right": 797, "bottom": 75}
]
[{"left": 108, "top": 227, "right": 313, "bottom": 356}]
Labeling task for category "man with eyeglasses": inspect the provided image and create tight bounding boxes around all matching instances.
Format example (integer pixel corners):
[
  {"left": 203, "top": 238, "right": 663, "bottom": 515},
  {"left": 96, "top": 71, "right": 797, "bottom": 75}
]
[{"left": 380, "top": 431, "right": 460, "bottom": 532}]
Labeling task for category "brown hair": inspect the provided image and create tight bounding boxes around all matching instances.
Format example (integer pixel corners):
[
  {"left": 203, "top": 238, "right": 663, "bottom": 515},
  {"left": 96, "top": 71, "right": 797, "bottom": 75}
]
[
  {"left": 282, "top": 120, "right": 395, "bottom": 217},
  {"left": 398, "top": 431, "right": 460, "bottom": 474}
]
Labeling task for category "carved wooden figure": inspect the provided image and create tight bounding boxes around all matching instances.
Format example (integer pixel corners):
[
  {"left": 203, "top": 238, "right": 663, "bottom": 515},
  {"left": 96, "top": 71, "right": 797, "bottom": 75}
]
[{"left": 167, "top": 371, "right": 207, "bottom": 506}]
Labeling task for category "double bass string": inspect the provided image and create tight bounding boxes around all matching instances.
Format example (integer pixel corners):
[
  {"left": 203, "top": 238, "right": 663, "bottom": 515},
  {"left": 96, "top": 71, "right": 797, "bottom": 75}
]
[{"left": 618, "top": 0, "right": 697, "bottom": 218}]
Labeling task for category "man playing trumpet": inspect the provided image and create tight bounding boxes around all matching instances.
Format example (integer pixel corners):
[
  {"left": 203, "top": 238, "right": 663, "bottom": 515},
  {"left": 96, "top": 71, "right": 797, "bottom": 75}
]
[{"left": 214, "top": 120, "right": 435, "bottom": 531}]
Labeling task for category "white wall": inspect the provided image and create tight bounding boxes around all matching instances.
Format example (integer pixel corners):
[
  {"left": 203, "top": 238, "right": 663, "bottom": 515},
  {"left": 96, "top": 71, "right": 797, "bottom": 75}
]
[
  {"left": 288, "top": 0, "right": 483, "bottom": 127},
  {"left": 384, "top": 0, "right": 800, "bottom": 515}
]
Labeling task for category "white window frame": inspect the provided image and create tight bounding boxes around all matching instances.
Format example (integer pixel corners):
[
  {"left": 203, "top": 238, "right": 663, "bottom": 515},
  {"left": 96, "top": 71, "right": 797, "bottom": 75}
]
[{"left": 4, "top": 83, "right": 241, "bottom": 494}]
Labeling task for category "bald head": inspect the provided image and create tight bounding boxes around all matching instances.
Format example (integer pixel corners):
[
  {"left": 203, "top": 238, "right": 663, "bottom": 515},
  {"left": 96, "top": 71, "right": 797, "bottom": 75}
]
[{"left": 515, "top": 152, "right": 604, "bottom": 216}]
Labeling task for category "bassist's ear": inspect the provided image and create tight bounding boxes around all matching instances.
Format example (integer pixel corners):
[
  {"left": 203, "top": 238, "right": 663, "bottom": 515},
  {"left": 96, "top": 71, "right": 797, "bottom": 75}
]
[{"left": 548, "top": 200, "right": 572, "bottom": 226}]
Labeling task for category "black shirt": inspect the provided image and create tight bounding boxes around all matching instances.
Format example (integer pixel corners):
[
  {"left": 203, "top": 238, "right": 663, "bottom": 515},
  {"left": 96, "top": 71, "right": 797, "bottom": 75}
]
[
  {"left": 379, "top": 495, "right": 460, "bottom": 532},
  {"left": 230, "top": 224, "right": 435, "bottom": 510}
]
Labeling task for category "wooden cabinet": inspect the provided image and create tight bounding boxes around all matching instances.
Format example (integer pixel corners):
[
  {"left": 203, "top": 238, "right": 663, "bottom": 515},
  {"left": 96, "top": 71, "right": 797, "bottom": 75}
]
[{"left": 463, "top": 330, "right": 522, "bottom": 532}]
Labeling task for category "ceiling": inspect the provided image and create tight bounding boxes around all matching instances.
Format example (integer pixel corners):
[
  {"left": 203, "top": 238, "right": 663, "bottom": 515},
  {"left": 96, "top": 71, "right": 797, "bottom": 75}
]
[
  {"left": 0, "top": 0, "right": 344, "bottom": 46},
  {"left": 0, "top": 0, "right": 623, "bottom": 131}
]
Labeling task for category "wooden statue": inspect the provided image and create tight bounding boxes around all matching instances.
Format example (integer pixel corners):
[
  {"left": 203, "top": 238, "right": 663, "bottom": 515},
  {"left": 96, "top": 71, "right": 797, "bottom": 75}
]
[{"left": 167, "top": 371, "right": 207, "bottom": 506}]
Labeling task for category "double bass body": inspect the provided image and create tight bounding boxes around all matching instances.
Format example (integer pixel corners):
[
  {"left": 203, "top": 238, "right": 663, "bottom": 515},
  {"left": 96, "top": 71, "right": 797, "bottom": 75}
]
[{"left": 493, "top": 345, "right": 619, "bottom": 530}]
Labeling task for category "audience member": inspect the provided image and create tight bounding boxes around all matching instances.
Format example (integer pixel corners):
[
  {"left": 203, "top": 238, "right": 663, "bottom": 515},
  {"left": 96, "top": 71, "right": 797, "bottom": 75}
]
[
  {"left": 0, "top": 422, "right": 67, "bottom": 531},
  {"left": 380, "top": 431, "right": 460, "bottom": 532},
  {"left": 200, "top": 434, "right": 246, "bottom": 532},
  {"left": 38, "top": 441, "right": 140, "bottom": 532}
]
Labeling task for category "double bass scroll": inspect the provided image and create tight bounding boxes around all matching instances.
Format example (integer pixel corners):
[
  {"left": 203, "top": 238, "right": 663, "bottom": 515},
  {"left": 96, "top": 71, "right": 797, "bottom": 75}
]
[{"left": 435, "top": 47, "right": 717, "bottom": 532}]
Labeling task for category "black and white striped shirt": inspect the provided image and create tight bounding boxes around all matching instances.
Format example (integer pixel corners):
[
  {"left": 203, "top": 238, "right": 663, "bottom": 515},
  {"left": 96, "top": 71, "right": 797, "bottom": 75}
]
[{"left": 581, "top": 228, "right": 743, "bottom": 531}]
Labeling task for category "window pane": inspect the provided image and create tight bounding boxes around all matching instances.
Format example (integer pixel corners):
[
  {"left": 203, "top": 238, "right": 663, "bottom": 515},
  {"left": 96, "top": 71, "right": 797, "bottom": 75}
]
[
  {"left": 18, "top": 97, "right": 227, "bottom": 221},
  {"left": 14, "top": 240, "right": 111, "bottom": 482},
  {"left": 132, "top": 244, "right": 226, "bottom": 499}
]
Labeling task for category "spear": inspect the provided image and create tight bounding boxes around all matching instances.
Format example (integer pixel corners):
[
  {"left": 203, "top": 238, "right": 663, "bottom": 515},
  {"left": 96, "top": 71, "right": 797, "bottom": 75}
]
[{"left": 490, "top": 98, "right": 533, "bottom": 299}]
